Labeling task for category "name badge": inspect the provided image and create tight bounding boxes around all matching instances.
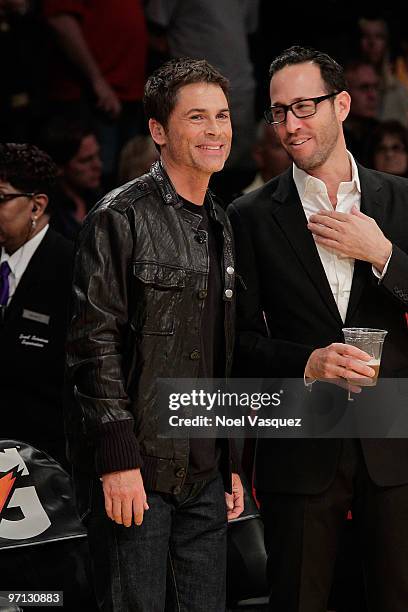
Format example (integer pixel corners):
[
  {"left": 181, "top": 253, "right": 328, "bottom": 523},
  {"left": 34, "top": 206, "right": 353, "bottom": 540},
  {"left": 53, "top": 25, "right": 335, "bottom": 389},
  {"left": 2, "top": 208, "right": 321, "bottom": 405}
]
[{"left": 22, "top": 309, "right": 50, "bottom": 325}]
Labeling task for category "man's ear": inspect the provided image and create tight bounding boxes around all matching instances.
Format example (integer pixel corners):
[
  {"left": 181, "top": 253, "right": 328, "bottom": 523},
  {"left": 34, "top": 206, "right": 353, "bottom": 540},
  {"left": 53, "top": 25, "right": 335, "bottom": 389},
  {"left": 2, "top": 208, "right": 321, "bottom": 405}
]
[
  {"left": 149, "top": 118, "right": 167, "bottom": 147},
  {"left": 336, "top": 90, "right": 351, "bottom": 123}
]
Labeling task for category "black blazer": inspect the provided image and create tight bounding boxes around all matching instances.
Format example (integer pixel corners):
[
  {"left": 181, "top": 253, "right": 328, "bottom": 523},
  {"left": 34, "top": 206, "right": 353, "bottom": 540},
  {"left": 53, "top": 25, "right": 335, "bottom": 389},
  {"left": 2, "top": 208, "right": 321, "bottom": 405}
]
[
  {"left": 0, "top": 228, "right": 73, "bottom": 466},
  {"left": 228, "top": 165, "right": 408, "bottom": 494}
]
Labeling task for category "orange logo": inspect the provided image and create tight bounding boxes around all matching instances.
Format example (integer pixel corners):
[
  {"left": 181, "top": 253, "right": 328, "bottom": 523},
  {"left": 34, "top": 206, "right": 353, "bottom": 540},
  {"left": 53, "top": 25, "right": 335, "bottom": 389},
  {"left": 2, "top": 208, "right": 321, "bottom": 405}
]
[{"left": 0, "top": 469, "right": 18, "bottom": 515}]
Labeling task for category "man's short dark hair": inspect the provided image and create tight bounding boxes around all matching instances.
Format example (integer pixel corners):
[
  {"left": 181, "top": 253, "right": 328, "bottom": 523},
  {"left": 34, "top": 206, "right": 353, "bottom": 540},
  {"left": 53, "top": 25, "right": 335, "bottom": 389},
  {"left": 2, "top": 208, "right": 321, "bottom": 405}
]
[
  {"left": 143, "top": 58, "right": 230, "bottom": 128},
  {"left": 0, "top": 143, "right": 58, "bottom": 197},
  {"left": 269, "top": 46, "right": 347, "bottom": 95}
]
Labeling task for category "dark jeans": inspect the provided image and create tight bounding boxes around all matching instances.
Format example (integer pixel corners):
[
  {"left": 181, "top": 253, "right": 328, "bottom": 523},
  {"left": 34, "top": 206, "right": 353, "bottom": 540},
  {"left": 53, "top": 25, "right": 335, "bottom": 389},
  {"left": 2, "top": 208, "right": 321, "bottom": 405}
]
[
  {"left": 86, "top": 472, "right": 227, "bottom": 612},
  {"left": 259, "top": 439, "right": 408, "bottom": 612}
]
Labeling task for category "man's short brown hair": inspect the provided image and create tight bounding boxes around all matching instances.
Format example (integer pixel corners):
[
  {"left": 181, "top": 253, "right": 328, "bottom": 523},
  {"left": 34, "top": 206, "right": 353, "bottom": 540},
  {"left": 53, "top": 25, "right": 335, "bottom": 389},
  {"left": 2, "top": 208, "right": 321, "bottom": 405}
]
[{"left": 143, "top": 58, "right": 230, "bottom": 128}]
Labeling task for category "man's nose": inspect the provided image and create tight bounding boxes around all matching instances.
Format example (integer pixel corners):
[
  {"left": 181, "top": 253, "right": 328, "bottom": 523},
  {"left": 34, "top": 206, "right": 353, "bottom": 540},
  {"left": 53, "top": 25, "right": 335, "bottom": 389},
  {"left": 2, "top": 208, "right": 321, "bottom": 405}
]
[
  {"left": 285, "top": 109, "right": 303, "bottom": 132},
  {"left": 205, "top": 117, "right": 221, "bottom": 136}
]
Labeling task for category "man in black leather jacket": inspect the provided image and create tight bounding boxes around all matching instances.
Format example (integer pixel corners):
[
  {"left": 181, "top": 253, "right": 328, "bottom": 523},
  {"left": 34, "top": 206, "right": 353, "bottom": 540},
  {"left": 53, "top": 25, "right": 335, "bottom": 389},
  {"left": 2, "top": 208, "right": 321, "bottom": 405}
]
[{"left": 66, "top": 58, "right": 243, "bottom": 611}]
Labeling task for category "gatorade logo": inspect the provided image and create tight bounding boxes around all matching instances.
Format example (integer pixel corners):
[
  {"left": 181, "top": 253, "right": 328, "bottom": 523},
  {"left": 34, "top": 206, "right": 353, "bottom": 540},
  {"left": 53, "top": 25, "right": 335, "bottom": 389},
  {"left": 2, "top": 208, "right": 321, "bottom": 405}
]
[{"left": 0, "top": 447, "right": 51, "bottom": 540}]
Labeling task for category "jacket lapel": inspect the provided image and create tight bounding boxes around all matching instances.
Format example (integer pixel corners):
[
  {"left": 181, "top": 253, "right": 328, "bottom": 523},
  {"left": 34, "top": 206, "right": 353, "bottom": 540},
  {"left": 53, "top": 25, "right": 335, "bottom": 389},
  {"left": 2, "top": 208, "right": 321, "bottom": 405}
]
[
  {"left": 345, "top": 165, "right": 384, "bottom": 324},
  {"left": 271, "top": 169, "right": 344, "bottom": 327},
  {"left": 5, "top": 230, "right": 53, "bottom": 323}
]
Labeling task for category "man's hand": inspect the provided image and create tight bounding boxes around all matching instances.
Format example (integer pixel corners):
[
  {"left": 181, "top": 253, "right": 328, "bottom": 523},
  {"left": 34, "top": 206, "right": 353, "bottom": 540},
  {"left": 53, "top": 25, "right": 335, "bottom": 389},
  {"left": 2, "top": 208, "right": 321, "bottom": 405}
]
[
  {"left": 305, "top": 343, "right": 375, "bottom": 383},
  {"left": 308, "top": 207, "right": 392, "bottom": 273},
  {"left": 225, "top": 473, "right": 244, "bottom": 521},
  {"left": 101, "top": 468, "right": 149, "bottom": 527}
]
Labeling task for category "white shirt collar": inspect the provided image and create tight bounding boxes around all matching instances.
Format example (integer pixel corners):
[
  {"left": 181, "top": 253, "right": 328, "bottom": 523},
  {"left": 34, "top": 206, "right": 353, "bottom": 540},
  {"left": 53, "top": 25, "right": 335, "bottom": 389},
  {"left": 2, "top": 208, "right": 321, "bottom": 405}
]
[
  {"left": 292, "top": 150, "right": 361, "bottom": 199},
  {"left": 0, "top": 224, "right": 49, "bottom": 280}
]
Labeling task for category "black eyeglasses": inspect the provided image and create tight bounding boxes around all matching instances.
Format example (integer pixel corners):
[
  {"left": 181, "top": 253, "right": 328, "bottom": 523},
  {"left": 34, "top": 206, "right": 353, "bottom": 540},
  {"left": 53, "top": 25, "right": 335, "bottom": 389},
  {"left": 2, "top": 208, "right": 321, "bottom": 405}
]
[
  {"left": 264, "top": 92, "right": 340, "bottom": 125},
  {"left": 0, "top": 192, "right": 35, "bottom": 204}
]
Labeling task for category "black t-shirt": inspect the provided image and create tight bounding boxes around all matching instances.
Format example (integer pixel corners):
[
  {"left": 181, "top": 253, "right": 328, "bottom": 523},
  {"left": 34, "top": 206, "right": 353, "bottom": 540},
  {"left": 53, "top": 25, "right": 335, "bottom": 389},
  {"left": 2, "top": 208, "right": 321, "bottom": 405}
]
[{"left": 181, "top": 197, "right": 225, "bottom": 482}]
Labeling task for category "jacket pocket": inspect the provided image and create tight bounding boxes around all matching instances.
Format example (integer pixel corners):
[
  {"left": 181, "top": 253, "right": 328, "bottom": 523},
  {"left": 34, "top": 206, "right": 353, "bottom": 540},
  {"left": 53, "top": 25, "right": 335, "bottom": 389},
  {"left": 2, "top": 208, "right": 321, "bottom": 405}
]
[{"left": 132, "top": 262, "right": 186, "bottom": 335}]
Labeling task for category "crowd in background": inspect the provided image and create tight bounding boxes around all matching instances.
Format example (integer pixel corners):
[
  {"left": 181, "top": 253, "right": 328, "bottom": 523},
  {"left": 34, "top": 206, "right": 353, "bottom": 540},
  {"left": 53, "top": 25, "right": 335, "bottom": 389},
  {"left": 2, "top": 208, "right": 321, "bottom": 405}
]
[{"left": 1, "top": 1, "right": 408, "bottom": 230}]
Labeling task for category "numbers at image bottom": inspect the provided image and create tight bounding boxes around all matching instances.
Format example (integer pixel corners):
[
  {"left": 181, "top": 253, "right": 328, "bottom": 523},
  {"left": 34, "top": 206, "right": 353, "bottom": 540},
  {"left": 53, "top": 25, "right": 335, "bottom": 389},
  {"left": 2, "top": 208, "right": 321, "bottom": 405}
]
[{"left": 0, "top": 591, "right": 63, "bottom": 607}]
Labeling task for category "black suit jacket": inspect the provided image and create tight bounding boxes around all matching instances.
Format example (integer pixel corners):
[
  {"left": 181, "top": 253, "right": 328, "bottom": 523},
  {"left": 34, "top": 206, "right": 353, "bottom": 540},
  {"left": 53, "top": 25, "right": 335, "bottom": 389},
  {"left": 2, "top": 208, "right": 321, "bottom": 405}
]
[
  {"left": 228, "top": 165, "right": 408, "bottom": 494},
  {"left": 0, "top": 228, "right": 73, "bottom": 466}
]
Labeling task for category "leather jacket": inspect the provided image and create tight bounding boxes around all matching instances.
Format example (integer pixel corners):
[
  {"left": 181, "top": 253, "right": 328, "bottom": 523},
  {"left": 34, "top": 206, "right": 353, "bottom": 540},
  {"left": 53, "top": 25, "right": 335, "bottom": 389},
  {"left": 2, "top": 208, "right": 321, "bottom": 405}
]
[{"left": 66, "top": 161, "right": 236, "bottom": 497}]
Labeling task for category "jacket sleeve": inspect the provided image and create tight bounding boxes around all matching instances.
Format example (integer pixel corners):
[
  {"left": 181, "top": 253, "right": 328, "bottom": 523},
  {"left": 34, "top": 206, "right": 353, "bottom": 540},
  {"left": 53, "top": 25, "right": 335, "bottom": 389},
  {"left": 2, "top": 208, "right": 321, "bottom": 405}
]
[
  {"left": 66, "top": 205, "right": 142, "bottom": 475},
  {"left": 227, "top": 202, "right": 314, "bottom": 377},
  {"left": 379, "top": 244, "right": 408, "bottom": 310}
]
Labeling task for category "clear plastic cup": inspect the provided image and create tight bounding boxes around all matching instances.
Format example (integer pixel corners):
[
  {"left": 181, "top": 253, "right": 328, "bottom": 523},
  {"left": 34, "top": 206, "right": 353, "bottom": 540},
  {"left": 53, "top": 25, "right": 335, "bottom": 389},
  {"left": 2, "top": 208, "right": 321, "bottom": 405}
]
[{"left": 342, "top": 328, "right": 388, "bottom": 387}]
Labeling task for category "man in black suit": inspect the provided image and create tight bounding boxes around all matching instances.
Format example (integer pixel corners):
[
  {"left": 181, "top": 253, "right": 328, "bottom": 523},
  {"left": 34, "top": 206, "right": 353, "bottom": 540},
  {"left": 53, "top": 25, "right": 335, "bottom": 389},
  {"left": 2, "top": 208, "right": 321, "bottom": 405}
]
[
  {"left": 0, "top": 143, "right": 74, "bottom": 467},
  {"left": 228, "top": 46, "right": 408, "bottom": 612}
]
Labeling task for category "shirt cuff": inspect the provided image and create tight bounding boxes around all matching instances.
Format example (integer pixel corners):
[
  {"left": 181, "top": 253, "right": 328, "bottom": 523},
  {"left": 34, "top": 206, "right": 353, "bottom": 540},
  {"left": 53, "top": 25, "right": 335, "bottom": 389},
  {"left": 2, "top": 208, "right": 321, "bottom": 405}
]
[{"left": 372, "top": 247, "right": 393, "bottom": 281}]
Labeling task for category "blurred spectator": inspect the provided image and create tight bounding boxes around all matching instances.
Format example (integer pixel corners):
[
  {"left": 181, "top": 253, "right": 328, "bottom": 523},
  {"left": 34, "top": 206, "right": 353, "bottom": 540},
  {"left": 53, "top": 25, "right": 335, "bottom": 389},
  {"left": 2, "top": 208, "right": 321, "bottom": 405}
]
[
  {"left": 394, "top": 37, "right": 408, "bottom": 89},
  {"left": 0, "top": 143, "right": 73, "bottom": 468},
  {"left": 346, "top": 60, "right": 380, "bottom": 119},
  {"left": 39, "top": 115, "right": 102, "bottom": 241},
  {"left": 344, "top": 60, "right": 380, "bottom": 164},
  {"left": 42, "top": 0, "right": 147, "bottom": 188},
  {"left": 357, "top": 16, "right": 408, "bottom": 125},
  {"left": 144, "top": 0, "right": 259, "bottom": 201},
  {"left": 0, "top": 0, "right": 49, "bottom": 141},
  {"left": 118, "top": 134, "right": 159, "bottom": 184},
  {"left": 369, "top": 120, "right": 408, "bottom": 177},
  {"left": 243, "top": 121, "right": 291, "bottom": 193}
]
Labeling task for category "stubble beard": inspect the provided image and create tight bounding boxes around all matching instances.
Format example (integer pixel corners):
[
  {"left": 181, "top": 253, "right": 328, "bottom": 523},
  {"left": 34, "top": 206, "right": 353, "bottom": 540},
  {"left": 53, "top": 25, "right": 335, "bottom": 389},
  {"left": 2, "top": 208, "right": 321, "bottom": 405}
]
[{"left": 286, "top": 121, "right": 339, "bottom": 173}]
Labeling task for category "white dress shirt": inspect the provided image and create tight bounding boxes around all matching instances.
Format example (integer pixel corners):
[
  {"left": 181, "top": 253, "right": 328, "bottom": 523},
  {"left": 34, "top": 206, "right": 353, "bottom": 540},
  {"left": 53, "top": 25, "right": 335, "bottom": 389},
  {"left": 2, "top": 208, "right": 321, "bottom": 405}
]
[
  {"left": 293, "top": 152, "right": 389, "bottom": 323},
  {"left": 0, "top": 224, "right": 49, "bottom": 305}
]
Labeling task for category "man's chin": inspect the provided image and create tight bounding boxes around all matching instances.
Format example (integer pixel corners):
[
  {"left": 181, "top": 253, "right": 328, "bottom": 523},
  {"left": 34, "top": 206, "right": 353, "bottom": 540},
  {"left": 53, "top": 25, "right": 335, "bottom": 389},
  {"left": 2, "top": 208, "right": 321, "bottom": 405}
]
[
  {"left": 292, "top": 155, "right": 312, "bottom": 171},
  {"left": 205, "top": 159, "right": 228, "bottom": 174},
  {"left": 293, "top": 151, "right": 327, "bottom": 173}
]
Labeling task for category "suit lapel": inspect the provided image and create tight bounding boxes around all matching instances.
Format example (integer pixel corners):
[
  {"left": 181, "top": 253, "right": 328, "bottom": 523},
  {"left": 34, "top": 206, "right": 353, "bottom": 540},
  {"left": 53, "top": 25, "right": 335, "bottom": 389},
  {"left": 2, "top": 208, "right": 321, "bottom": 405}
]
[
  {"left": 345, "top": 165, "right": 384, "bottom": 324},
  {"left": 272, "top": 169, "right": 344, "bottom": 327},
  {"left": 5, "top": 229, "right": 53, "bottom": 323}
]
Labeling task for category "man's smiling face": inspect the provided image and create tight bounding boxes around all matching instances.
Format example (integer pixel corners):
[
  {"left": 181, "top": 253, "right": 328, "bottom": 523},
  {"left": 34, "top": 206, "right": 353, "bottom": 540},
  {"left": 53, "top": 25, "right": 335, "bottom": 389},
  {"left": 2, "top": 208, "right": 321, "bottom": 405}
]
[
  {"left": 270, "top": 62, "right": 346, "bottom": 173},
  {"left": 156, "top": 82, "right": 232, "bottom": 178}
]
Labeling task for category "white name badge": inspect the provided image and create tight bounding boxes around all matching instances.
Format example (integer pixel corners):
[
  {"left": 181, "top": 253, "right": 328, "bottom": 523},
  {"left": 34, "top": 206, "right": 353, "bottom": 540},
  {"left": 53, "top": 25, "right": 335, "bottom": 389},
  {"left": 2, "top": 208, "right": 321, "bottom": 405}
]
[{"left": 22, "top": 309, "right": 50, "bottom": 325}]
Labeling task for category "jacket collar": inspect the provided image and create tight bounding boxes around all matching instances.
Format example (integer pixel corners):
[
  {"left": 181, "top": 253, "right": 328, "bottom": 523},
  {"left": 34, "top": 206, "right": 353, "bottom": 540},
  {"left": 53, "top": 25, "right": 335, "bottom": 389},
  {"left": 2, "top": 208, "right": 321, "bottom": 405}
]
[
  {"left": 3, "top": 228, "right": 56, "bottom": 323},
  {"left": 150, "top": 160, "right": 182, "bottom": 207},
  {"left": 357, "top": 163, "right": 384, "bottom": 223},
  {"left": 149, "top": 159, "right": 221, "bottom": 221},
  {"left": 345, "top": 163, "right": 384, "bottom": 324},
  {"left": 270, "top": 168, "right": 344, "bottom": 326}
]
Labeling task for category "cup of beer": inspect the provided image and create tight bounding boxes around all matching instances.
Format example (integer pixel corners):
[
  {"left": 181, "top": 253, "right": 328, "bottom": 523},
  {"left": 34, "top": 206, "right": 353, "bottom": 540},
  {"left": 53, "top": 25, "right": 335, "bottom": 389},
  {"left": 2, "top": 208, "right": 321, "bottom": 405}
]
[{"left": 342, "top": 328, "right": 388, "bottom": 386}]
